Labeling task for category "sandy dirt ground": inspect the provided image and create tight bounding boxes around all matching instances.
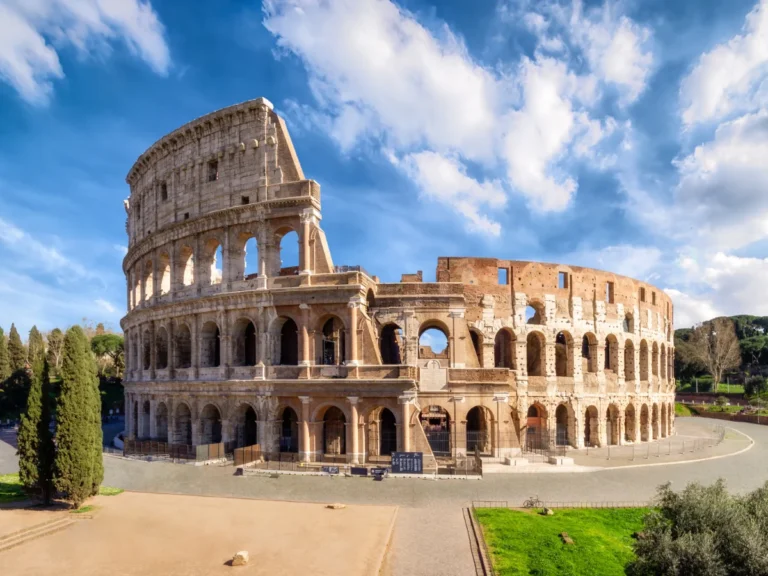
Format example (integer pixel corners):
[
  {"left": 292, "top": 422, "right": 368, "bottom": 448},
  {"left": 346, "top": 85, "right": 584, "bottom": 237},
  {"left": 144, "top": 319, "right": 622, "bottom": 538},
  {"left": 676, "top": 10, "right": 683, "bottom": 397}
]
[
  {"left": 0, "top": 508, "right": 68, "bottom": 537},
  {"left": 0, "top": 492, "right": 397, "bottom": 575}
]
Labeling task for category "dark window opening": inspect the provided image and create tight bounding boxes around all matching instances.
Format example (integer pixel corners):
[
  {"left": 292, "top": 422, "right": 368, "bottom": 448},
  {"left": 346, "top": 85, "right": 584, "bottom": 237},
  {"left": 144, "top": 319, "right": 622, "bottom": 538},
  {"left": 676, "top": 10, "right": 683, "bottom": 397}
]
[
  {"left": 184, "top": 212, "right": 190, "bottom": 220},
  {"left": 606, "top": 281, "right": 615, "bottom": 304},
  {"left": 208, "top": 160, "right": 219, "bottom": 182},
  {"left": 161, "top": 182, "right": 168, "bottom": 201},
  {"left": 498, "top": 267, "right": 508, "bottom": 285},
  {"left": 241, "top": 195, "right": 250, "bottom": 205},
  {"left": 558, "top": 272, "right": 568, "bottom": 289},
  {"left": 640, "top": 287, "right": 646, "bottom": 302},
  {"left": 652, "top": 291, "right": 656, "bottom": 305}
]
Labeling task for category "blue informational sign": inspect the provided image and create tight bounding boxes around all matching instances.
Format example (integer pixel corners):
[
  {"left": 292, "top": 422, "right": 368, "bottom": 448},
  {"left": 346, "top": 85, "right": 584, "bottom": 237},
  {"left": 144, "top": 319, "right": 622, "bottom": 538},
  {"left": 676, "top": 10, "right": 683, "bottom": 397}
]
[
  {"left": 391, "top": 452, "right": 423, "bottom": 474},
  {"left": 350, "top": 466, "right": 369, "bottom": 476},
  {"left": 322, "top": 466, "right": 340, "bottom": 475}
]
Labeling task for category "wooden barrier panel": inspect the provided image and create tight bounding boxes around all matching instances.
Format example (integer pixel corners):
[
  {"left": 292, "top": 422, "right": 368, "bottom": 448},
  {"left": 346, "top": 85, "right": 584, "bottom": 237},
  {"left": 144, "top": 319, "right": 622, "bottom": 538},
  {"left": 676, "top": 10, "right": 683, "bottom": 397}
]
[{"left": 234, "top": 444, "right": 262, "bottom": 466}]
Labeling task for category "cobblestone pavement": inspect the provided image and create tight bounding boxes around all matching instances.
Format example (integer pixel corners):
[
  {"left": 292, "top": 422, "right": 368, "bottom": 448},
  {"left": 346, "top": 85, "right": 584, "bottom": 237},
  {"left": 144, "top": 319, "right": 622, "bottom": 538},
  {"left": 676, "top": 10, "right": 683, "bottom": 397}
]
[{"left": 3, "top": 418, "right": 767, "bottom": 576}]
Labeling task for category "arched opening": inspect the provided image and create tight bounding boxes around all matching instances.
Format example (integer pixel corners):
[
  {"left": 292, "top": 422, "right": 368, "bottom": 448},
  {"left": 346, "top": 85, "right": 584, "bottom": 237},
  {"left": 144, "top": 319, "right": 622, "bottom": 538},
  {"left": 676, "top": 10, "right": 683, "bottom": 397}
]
[
  {"left": 179, "top": 245, "right": 194, "bottom": 287},
  {"left": 526, "top": 404, "right": 547, "bottom": 449},
  {"left": 175, "top": 324, "right": 192, "bottom": 369},
  {"left": 555, "top": 331, "right": 573, "bottom": 377},
  {"left": 525, "top": 302, "right": 545, "bottom": 325},
  {"left": 200, "top": 321, "right": 221, "bottom": 368},
  {"left": 605, "top": 335, "right": 619, "bottom": 372},
  {"left": 640, "top": 404, "right": 650, "bottom": 441},
  {"left": 202, "top": 239, "right": 223, "bottom": 286},
  {"left": 623, "top": 313, "right": 634, "bottom": 333},
  {"left": 584, "top": 405, "right": 599, "bottom": 447},
  {"left": 555, "top": 404, "right": 570, "bottom": 446},
  {"left": 200, "top": 404, "right": 223, "bottom": 445},
  {"left": 366, "top": 289, "right": 375, "bottom": 311},
  {"left": 419, "top": 325, "right": 449, "bottom": 360},
  {"left": 142, "top": 330, "right": 151, "bottom": 370},
  {"left": 232, "top": 319, "right": 257, "bottom": 367},
  {"left": 155, "top": 402, "right": 168, "bottom": 441},
  {"left": 380, "top": 324, "right": 403, "bottom": 365},
  {"left": 606, "top": 404, "right": 620, "bottom": 445},
  {"left": 322, "top": 406, "right": 346, "bottom": 455},
  {"left": 494, "top": 329, "right": 515, "bottom": 369},
  {"left": 233, "top": 404, "right": 258, "bottom": 448},
  {"left": 175, "top": 403, "right": 192, "bottom": 445},
  {"left": 640, "top": 340, "right": 649, "bottom": 380},
  {"left": 466, "top": 406, "right": 492, "bottom": 455},
  {"left": 141, "top": 401, "right": 150, "bottom": 439},
  {"left": 320, "top": 317, "right": 346, "bottom": 366},
  {"left": 652, "top": 343, "right": 659, "bottom": 377},
  {"left": 582, "top": 333, "right": 598, "bottom": 373},
  {"left": 158, "top": 253, "right": 171, "bottom": 296},
  {"left": 660, "top": 344, "right": 667, "bottom": 380},
  {"left": 624, "top": 404, "right": 636, "bottom": 442},
  {"left": 470, "top": 330, "right": 483, "bottom": 366},
  {"left": 244, "top": 237, "right": 258, "bottom": 279},
  {"left": 652, "top": 403, "right": 659, "bottom": 440},
  {"left": 279, "top": 230, "right": 299, "bottom": 274},
  {"left": 624, "top": 340, "right": 635, "bottom": 380},
  {"left": 420, "top": 406, "right": 451, "bottom": 456},
  {"left": 156, "top": 327, "right": 168, "bottom": 370},
  {"left": 279, "top": 318, "right": 298, "bottom": 365},
  {"left": 661, "top": 404, "right": 668, "bottom": 438},
  {"left": 280, "top": 407, "right": 299, "bottom": 452},
  {"left": 526, "top": 332, "right": 545, "bottom": 376},
  {"left": 379, "top": 408, "right": 397, "bottom": 456}
]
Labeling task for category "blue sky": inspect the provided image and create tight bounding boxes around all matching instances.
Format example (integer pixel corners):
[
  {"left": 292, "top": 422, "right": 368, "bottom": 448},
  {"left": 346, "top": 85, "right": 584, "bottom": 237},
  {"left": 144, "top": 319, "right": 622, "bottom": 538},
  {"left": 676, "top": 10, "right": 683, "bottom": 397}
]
[{"left": 1, "top": 0, "right": 768, "bottom": 337}]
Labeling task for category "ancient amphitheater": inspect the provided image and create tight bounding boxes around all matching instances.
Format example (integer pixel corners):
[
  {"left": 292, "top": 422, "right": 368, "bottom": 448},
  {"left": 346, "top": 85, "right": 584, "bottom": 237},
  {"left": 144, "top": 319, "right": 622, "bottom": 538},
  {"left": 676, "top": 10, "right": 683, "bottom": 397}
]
[{"left": 121, "top": 97, "right": 676, "bottom": 467}]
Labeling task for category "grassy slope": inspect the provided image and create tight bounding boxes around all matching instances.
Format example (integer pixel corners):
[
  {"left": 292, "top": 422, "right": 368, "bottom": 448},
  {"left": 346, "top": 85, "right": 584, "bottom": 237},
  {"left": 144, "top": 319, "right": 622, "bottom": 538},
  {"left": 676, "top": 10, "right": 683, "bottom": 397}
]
[
  {"left": 476, "top": 508, "right": 647, "bottom": 576},
  {"left": 0, "top": 473, "right": 27, "bottom": 503}
]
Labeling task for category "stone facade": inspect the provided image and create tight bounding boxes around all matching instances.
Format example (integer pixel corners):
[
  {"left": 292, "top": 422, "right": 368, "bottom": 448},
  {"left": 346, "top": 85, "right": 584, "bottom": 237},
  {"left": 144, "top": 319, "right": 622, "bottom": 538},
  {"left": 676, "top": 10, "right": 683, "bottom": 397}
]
[{"left": 121, "top": 97, "right": 676, "bottom": 464}]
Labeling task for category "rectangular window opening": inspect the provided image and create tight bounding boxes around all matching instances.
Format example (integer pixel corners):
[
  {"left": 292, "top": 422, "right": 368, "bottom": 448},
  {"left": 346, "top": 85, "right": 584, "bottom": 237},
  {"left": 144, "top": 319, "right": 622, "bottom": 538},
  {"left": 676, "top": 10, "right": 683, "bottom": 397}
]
[
  {"left": 241, "top": 195, "right": 250, "bottom": 205},
  {"left": 640, "top": 287, "right": 646, "bottom": 302},
  {"left": 606, "top": 281, "right": 615, "bottom": 304},
  {"left": 184, "top": 212, "right": 190, "bottom": 221},
  {"left": 208, "top": 160, "right": 219, "bottom": 182},
  {"left": 160, "top": 182, "right": 168, "bottom": 202},
  {"left": 498, "top": 268, "right": 509, "bottom": 285},
  {"left": 558, "top": 271, "right": 568, "bottom": 289},
  {"left": 652, "top": 291, "right": 656, "bottom": 305}
]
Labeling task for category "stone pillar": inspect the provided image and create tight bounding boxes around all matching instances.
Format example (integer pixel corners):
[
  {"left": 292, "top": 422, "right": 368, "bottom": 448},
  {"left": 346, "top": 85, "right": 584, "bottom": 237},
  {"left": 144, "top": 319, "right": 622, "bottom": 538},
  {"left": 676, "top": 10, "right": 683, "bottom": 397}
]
[
  {"left": 348, "top": 397, "right": 360, "bottom": 464},
  {"left": 299, "top": 210, "right": 312, "bottom": 275},
  {"left": 617, "top": 344, "right": 625, "bottom": 389},
  {"left": 137, "top": 325, "right": 144, "bottom": 381},
  {"left": 149, "top": 400, "right": 157, "bottom": 439},
  {"left": 192, "top": 315, "right": 200, "bottom": 379},
  {"left": 136, "top": 395, "right": 145, "bottom": 440},
  {"left": 448, "top": 309, "right": 466, "bottom": 368},
  {"left": 149, "top": 322, "right": 156, "bottom": 379},
  {"left": 347, "top": 299, "right": 362, "bottom": 366},
  {"left": 221, "top": 419, "right": 231, "bottom": 444},
  {"left": 299, "top": 396, "right": 311, "bottom": 462},
  {"left": 399, "top": 397, "right": 411, "bottom": 452},
  {"left": 299, "top": 303, "right": 311, "bottom": 366},
  {"left": 168, "top": 322, "right": 176, "bottom": 379}
]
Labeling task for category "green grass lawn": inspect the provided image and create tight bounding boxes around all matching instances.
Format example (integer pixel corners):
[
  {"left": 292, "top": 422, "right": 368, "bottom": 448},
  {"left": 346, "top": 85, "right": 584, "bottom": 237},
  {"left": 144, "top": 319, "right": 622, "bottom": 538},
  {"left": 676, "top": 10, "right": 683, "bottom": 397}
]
[
  {"left": 675, "top": 403, "right": 695, "bottom": 416},
  {"left": 475, "top": 507, "right": 647, "bottom": 576},
  {"left": 98, "top": 486, "right": 124, "bottom": 496},
  {"left": 0, "top": 473, "right": 27, "bottom": 503}
]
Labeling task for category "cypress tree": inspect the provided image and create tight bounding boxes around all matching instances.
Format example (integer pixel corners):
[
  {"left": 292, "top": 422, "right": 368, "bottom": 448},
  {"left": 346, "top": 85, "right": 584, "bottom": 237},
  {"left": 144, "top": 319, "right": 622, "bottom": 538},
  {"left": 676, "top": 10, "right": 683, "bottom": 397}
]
[
  {"left": 8, "top": 324, "right": 26, "bottom": 372},
  {"left": 27, "top": 326, "right": 45, "bottom": 367},
  {"left": 16, "top": 356, "right": 55, "bottom": 502},
  {"left": 54, "top": 326, "right": 100, "bottom": 507},
  {"left": 0, "top": 327, "right": 9, "bottom": 382}
]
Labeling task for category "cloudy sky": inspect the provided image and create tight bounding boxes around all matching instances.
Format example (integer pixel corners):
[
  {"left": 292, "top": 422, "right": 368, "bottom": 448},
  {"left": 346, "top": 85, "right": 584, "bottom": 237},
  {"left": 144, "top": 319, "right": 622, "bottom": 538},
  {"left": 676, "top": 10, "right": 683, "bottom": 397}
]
[{"left": 1, "top": 0, "right": 767, "bottom": 337}]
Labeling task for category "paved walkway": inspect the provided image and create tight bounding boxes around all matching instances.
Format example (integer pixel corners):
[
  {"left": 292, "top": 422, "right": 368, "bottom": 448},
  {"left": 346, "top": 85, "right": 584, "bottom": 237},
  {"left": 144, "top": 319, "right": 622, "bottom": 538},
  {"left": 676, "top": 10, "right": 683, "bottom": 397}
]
[{"left": 4, "top": 417, "right": 767, "bottom": 575}]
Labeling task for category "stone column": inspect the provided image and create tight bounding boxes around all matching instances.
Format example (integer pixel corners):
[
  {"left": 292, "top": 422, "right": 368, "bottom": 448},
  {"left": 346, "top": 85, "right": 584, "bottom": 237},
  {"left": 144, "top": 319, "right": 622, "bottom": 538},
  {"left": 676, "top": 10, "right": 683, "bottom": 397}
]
[
  {"left": 299, "top": 210, "right": 312, "bottom": 275},
  {"left": 347, "top": 299, "right": 362, "bottom": 366},
  {"left": 617, "top": 343, "right": 625, "bottom": 390},
  {"left": 448, "top": 309, "right": 466, "bottom": 368},
  {"left": 348, "top": 397, "right": 360, "bottom": 464},
  {"left": 138, "top": 326, "right": 144, "bottom": 381},
  {"left": 149, "top": 322, "right": 156, "bottom": 379},
  {"left": 399, "top": 397, "right": 411, "bottom": 452},
  {"left": 136, "top": 395, "right": 145, "bottom": 440},
  {"left": 149, "top": 400, "right": 157, "bottom": 439},
  {"left": 299, "top": 303, "right": 311, "bottom": 366},
  {"left": 221, "top": 419, "right": 231, "bottom": 444},
  {"left": 299, "top": 396, "right": 311, "bottom": 462}
]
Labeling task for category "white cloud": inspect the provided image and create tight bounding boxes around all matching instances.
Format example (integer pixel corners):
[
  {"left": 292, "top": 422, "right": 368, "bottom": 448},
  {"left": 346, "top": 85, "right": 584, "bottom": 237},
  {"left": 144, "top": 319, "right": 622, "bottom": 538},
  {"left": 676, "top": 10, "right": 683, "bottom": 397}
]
[
  {"left": 399, "top": 151, "right": 506, "bottom": 236},
  {"left": 680, "top": 0, "right": 768, "bottom": 126},
  {"left": 0, "top": 215, "right": 90, "bottom": 279},
  {"left": 113, "top": 243, "right": 128, "bottom": 256},
  {"left": 95, "top": 298, "right": 117, "bottom": 314},
  {"left": 674, "top": 110, "right": 768, "bottom": 251},
  {"left": 0, "top": 0, "right": 170, "bottom": 105},
  {"left": 567, "top": 244, "right": 663, "bottom": 280},
  {"left": 568, "top": 1, "right": 654, "bottom": 104},
  {"left": 264, "top": 0, "right": 632, "bottom": 233}
]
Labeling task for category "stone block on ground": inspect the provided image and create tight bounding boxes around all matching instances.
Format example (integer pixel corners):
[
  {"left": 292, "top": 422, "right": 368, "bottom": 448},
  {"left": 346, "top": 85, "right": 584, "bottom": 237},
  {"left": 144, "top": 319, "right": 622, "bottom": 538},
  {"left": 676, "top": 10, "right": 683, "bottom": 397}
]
[
  {"left": 231, "top": 551, "right": 249, "bottom": 566},
  {"left": 326, "top": 503, "right": 346, "bottom": 510}
]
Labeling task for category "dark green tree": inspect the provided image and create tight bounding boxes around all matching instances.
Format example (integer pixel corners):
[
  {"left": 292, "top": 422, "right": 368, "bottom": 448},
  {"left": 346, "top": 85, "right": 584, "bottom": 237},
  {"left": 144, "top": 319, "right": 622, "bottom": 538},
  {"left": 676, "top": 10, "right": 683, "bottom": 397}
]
[
  {"left": 745, "top": 374, "right": 768, "bottom": 397},
  {"left": 16, "top": 356, "right": 55, "bottom": 502},
  {"left": 91, "top": 334, "right": 124, "bottom": 378},
  {"left": 54, "top": 326, "right": 102, "bottom": 508},
  {"left": 27, "top": 326, "right": 45, "bottom": 367},
  {"left": 46, "top": 328, "right": 64, "bottom": 375},
  {"left": 8, "top": 324, "right": 26, "bottom": 372},
  {"left": 0, "top": 327, "right": 10, "bottom": 382}
]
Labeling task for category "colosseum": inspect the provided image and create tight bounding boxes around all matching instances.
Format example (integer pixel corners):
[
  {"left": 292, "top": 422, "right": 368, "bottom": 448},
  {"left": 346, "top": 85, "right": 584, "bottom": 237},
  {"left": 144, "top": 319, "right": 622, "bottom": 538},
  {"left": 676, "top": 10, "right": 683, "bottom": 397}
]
[{"left": 120, "top": 97, "right": 676, "bottom": 469}]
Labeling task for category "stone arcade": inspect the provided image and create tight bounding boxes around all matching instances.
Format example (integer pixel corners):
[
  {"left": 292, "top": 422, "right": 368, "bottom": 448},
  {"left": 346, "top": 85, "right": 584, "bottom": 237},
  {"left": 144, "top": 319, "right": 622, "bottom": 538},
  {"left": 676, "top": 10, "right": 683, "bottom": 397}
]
[{"left": 121, "top": 97, "right": 676, "bottom": 467}]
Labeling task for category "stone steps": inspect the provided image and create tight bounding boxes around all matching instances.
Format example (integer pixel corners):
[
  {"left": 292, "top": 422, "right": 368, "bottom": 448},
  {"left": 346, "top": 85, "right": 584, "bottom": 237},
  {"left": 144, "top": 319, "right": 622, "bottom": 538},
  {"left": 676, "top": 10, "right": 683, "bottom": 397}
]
[{"left": 0, "top": 516, "right": 76, "bottom": 553}]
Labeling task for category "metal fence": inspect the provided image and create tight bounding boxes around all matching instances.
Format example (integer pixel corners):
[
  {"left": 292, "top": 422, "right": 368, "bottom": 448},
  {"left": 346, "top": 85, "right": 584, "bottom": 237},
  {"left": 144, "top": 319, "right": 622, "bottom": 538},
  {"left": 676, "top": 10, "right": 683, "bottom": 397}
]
[
  {"left": 472, "top": 500, "right": 650, "bottom": 509},
  {"left": 522, "top": 429, "right": 567, "bottom": 460},
  {"left": 121, "top": 439, "right": 227, "bottom": 462}
]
